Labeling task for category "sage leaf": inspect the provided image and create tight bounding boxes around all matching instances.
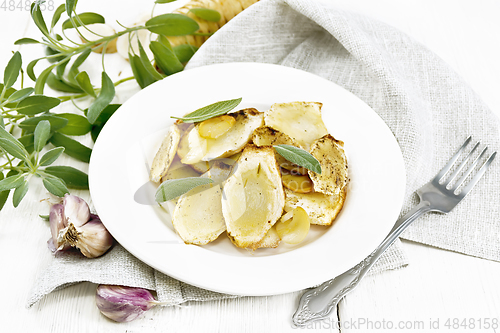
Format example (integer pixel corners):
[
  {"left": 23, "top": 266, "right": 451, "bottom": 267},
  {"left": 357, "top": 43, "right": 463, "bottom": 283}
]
[
  {"left": 173, "top": 44, "right": 198, "bottom": 63},
  {"left": 273, "top": 144, "right": 322, "bottom": 174},
  {"left": 138, "top": 41, "right": 164, "bottom": 80},
  {"left": 27, "top": 58, "right": 40, "bottom": 81},
  {"left": 51, "top": 4, "right": 66, "bottom": 28},
  {"left": 18, "top": 134, "right": 34, "bottom": 153},
  {"left": 129, "top": 53, "right": 158, "bottom": 89},
  {"left": 146, "top": 14, "right": 199, "bottom": 36},
  {"left": 0, "top": 173, "right": 9, "bottom": 211},
  {"left": 149, "top": 41, "right": 183, "bottom": 76},
  {"left": 45, "top": 46, "right": 65, "bottom": 64},
  {"left": 57, "top": 113, "right": 92, "bottom": 136},
  {"left": 68, "top": 49, "right": 91, "bottom": 83},
  {"left": 13, "top": 180, "right": 29, "bottom": 208},
  {"left": 4, "top": 88, "right": 34, "bottom": 104},
  {"left": 90, "top": 104, "right": 120, "bottom": 142},
  {"left": 33, "top": 120, "right": 51, "bottom": 152},
  {"left": 155, "top": 177, "right": 213, "bottom": 203},
  {"left": 47, "top": 73, "right": 83, "bottom": 93},
  {"left": 87, "top": 72, "right": 115, "bottom": 124},
  {"left": 0, "top": 126, "right": 25, "bottom": 151},
  {"left": 189, "top": 8, "right": 221, "bottom": 22},
  {"left": 14, "top": 38, "right": 40, "bottom": 45},
  {"left": 0, "top": 138, "right": 29, "bottom": 162},
  {"left": 62, "top": 12, "right": 105, "bottom": 29},
  {"left": 20, "top": 115, "right": 68, "bottom": 132},
  {"left": 35, "top": 64, "right": 57, "bottom": 94},
  {"left": 39, "top": 147, "right": 65, "bottom": 166},
  {"left": 75, "top": 71, "right": 96, "bottom": 97},
  {"left": 172, "top": 97, "right": 242, "bottom": 123},
  {"left": 49, "top": 132, "right": 91, "bottom": 163},
  {"left": 3, "top": 51, "right": 22, "bottom": 89},
  {"left": 42, "top": 176, "right": 69, "bottom": 197},
  {"left": 44, "top": 165, "right": 88, "bottom": 189},
  {"left": 0, "top": 84, "right": 18, "bottom": 108},
  {"left": 56, "top": 58, "right": 70, "bottom": 78},
  {"left": 66, "top": 0, "right": 76, "bottom": 16},
  {"left": 0, "top": 173, "right": 25, "bottom": 192},
  {"left": 16, "top": 95, "right": 61, "bottom": 115},
  {"left": 31, "top": 2, "right": 49, "bottom": 37},
  {"left": 155, "top": 0, "right": 177, "bottom": 3}
]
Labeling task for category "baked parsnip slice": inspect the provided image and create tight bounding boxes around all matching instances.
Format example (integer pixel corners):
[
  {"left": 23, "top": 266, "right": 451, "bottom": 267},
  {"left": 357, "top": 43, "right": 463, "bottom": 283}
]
[
  {"left": 150, "top": 124, "right": 181, "bottom": 183},
  {"left": 222, "top": 145, "right": 285, "bottom": 248}
]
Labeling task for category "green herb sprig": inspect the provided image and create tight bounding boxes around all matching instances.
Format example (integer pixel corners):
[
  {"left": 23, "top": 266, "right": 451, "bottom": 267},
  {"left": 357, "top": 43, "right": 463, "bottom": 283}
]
[{"left": 0, "top": 0, "right": 221, "bottom": 210}]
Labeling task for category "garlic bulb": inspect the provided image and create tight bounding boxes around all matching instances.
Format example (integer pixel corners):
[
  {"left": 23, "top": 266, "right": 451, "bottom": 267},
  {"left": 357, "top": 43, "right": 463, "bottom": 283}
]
[
  {"left": 48, "top": 194, "right": 113, "bottom": 258},
  {"left": 96, "top": 285, "right": 158, "bottom": 322}
]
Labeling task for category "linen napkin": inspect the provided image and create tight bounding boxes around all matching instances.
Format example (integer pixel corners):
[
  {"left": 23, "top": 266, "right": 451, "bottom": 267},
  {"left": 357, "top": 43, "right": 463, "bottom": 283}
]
[{"left": 28, "top": 0, "right": 500, "bottom": 307}]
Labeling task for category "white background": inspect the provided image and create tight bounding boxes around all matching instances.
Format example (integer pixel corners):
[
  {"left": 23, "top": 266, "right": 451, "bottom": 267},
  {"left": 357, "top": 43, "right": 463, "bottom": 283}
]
[{"left": 0, "top": 0, "right": 499, "bottom": 332}]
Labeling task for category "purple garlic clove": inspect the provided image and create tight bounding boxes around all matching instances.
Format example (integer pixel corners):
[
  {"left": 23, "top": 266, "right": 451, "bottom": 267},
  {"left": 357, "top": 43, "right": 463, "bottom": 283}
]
[
  {"left": 96, "top": 285, "right": 158, "bottom": 322},
  {"left": 63, "top": 194, "right": 90, "bottom": 227}
]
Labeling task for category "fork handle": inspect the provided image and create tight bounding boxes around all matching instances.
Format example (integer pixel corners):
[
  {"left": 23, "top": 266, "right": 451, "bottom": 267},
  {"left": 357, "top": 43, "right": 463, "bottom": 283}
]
[{"left": 292, "top": 201, "right": 433, "bottom": 327}]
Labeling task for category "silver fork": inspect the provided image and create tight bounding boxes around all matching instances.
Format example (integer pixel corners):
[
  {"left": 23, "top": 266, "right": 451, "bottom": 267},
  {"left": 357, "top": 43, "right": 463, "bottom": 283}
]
[{"left": 292, "top": 136, "right": 497, "bottom": 327}]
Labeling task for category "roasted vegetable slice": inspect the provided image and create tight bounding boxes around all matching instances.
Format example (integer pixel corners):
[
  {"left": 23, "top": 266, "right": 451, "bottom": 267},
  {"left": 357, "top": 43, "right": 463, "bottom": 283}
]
[
  {"left": 308, "top": 134, "right": 348, "bottom": 196},
  {"left": 150, "top": 124, "right": 181, "bottom": 183},
  {"left": 264, "top": 101, "right": 328, "bottom": 151},
  {"left": 284, "top": 188, "right": 346, "bottom": 226},
  {"left": 222, "top": 145, "right": 284, "bottom": 248}
]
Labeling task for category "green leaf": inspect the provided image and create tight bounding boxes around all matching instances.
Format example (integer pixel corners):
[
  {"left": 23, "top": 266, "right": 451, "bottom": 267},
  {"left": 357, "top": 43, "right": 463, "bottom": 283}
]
[
  {"left": 3, "top": 51, "right": 22, "bottom": 89},
  {"left": 0, "top": 138, "right": 29, "bottom": 162},
  {"left": 172, "top": 97, "right": 242, "bottom": 123},
  {"left": 44, "top": 165, "right": 88, "bottom": 189},
  {"left": 39, "top": 147, "right": 65, "bottom": 166},
  {"left": 62, "top": 12, "right": 105, "bottom": 29},
  {"left": 155, "top": 177, "right": 213, "bottom": 203},
  {"left": 47, "top": 72, "right": 84, "bottom": 93},
  {"left": 45, "top": 46, "right": 65, "bottom": 64},
  {"left": 31, "top": 2, "right": 49, "bottom": 37},
  {"left": 0, "top": 126, "right": 25, "bottom": 151},
  {"left": 149, "top": 41, "right": 184, "bottom": 76},
  {"left": 87, "top": 72, "right": 115, "bottom": 124},
  {"left": 90, "top": 104, "right": 120, "bottom": 141},
  {"left": 189, "top": 8, "right": 221, "bottom": 22},
  {"left": 273, "top": 144, "right": 322, "bottom": 174},
  {"left": 138, "top": 40, "right": 164, "bottom": 80},
  {"left": 173, "top": 44, "right": 198, "bottom": 63},
  {"left": 14, "top": 38, "right": 40, "bottom": 45},
  {"left": 0, "top": 173, "right": 25, "bottom": 191},
  {"left": 51, "top": 4, "right": 66, "bottom": 28},
  {"left": 68, "top": 49, "right": 91, "bottom": 81},
  {"left": 19, "top": 115, "right": 68, "bottom": 132},
  {"left": 27, "top": 58, "right": 40, "bottom": 81},
  {"left": 16, "top": 95, "right": 61, "bottom": 115},
  {"left": 155, "top": 0, "right": 177, "bottom": 3},
  {"left": 12, "top": 180, "right": 29, "bottom": 208},
  {"left": 49, "top": 132, "right": 91, "bottom": 163},
  {"left": 56, "top": 58, "right": 70, "bottom": 78},
  {"left": 35, "top": 64, "right": 57, "bottom": 94},
  {"left": 18, "top": 134, "right": 34, "bottom": 153},
  {"left": 42, "top": 176, "right": 69, "bottom": 197},
  {"left": 129, "top": 54, "right": 158, "bottom": 89},
  {"left": 0, "top": 115, "right": 4, "bottom": 129},
  {"left": 0, "top": 173, "right": 10, "bottom": 211},
  {"left": 66, "top": 0, "right": 77, "bottom": 16},
  {"left": 33, "top": 120, "right": 51, "bottom": 152},
  {"left": 57, "top": 113, "right": 91, "bottom": 135},
  {"left": 4, "top": 88, "right": 34, "bottom": 104},
  {"left": 75, "top": 71, "right": 96, "bottom": 97},
  {"left": 146, "top": 14, "right": 199, "bottom": 36},
  {"left": 39, "top": 214, "right": 50, "bottom": 220}
]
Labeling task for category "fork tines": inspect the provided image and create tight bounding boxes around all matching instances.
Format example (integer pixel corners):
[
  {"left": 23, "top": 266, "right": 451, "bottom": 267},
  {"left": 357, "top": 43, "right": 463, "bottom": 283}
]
[{"left": 435, "top": 136, "right": 497, "bottom": 197}]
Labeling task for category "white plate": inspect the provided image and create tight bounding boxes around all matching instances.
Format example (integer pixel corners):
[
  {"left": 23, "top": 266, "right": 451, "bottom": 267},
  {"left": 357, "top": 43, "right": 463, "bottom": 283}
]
[{"left": 89, "top": 62, "right": 406, "bottom": 296}]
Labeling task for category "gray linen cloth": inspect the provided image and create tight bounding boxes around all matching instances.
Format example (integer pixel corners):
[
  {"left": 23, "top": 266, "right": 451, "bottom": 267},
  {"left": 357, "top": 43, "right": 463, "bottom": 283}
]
[{"left": 28, "top": 0, "right": 500, "bottom": 307}]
